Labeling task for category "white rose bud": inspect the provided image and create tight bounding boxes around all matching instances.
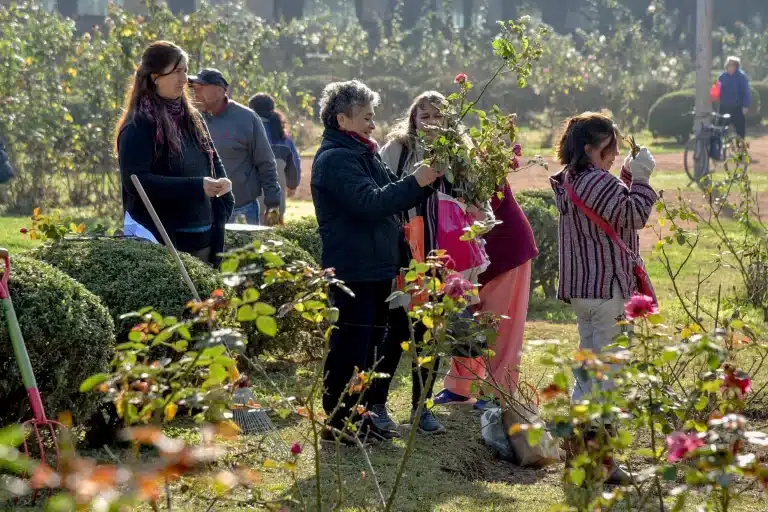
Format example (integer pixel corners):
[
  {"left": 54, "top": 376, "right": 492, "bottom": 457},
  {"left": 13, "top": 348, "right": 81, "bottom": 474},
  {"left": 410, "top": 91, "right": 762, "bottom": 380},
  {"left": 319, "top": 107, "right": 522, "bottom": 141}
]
[{"left": 519, "top": 15, "right": 531, "bottom": 24}]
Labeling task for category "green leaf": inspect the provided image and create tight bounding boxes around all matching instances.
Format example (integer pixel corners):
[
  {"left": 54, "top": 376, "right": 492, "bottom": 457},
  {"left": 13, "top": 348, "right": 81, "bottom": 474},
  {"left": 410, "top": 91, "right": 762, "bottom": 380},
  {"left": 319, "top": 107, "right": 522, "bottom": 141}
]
[
  {"left": 662, "top": 349, "right": 678, "bottom": 363},
  {"left": 694, "top": 394, "right": 709, "bottom": 411},
  {"left": 220, "top": 258, "right": 239, "bottom": 273},
  {"left": 701, "top": 380, "right": 721, "bottom": 393},
  {"left": 0, "top": 425, "right": 27, "bottom": 447},
  {"left": 209, "top": 363, "right": 227, "bottom": 384},
  {"left": 178, "top": 325, "right": 192, "bottom": 340},
  {"left": 128, "top": 331, "right": 144, "bottom": 343},
  {"left": 617, "top": 430, "right": 633, "bottom": 448},
  {"left": 526, "top": 426, "right": 543, "bottom": 447},
  {"left": 116, "top": 342, "right": 145, "bottom": 351},
  {"left": 237, "top": 304, "right": 258, "bottom": 322},
  {"left": 256, "top": 316, "right": 278, "bottom": 337},
  {"left": 648, "top": 314, "right": 664, "bottom": 325},
  {"left": 253, "top": 302, "right": 277, "bottom": 316},
  {"left": 662, "top": 465, "right": 677, "bottom": 481},
  {"left": 243, "top": 288, "right": 260, "bottom": 302},
  {"left": 553, "top": 372, "right": 568, "bottom": 390},
  {"left": 45, "top": 493, "right": 76, "bottom": 512},
  {"left": 569, "top": 467, "right": 585, "bottom": 486},
  {"left": 80, "top": 373, "right": 109, "bottom": 392},
  {"left": 173, "top": 340, "right": 188, "bottom": 352}
]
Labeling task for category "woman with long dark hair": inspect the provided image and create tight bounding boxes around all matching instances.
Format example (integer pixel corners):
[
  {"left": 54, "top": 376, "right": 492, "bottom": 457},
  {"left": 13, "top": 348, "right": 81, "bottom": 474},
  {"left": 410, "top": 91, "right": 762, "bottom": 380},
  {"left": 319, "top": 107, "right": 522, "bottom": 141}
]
[{"left": 116, "top": 41, "right": 234, "bottom": 265}]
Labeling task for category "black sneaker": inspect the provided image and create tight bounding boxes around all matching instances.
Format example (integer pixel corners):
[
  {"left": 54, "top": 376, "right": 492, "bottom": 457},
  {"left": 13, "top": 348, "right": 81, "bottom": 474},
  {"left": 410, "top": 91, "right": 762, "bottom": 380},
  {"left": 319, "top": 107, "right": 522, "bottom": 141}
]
[
  {"left": 368, "top": 404, "right": 401, "bottom": 438},
  {"left": 411, "top": 408, "right": 446, "bottom": 434}
]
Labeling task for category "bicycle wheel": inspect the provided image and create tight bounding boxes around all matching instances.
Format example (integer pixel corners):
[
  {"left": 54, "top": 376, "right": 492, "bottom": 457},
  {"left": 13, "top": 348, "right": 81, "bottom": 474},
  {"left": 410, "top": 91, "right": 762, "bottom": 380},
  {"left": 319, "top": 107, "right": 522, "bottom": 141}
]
[
  {"left": 683, "top": 137, "right": 699, "bottom": 182},
  {"left": 684, "top": 136, "right": 711, "bottom": 184}
]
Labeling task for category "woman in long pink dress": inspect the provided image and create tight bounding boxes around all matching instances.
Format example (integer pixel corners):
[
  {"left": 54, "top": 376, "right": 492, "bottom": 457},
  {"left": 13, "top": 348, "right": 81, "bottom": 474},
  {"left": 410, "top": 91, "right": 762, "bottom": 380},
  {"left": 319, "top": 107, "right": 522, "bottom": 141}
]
[{"left": 434, "top": 181, "right": 538, "bottom": 408}]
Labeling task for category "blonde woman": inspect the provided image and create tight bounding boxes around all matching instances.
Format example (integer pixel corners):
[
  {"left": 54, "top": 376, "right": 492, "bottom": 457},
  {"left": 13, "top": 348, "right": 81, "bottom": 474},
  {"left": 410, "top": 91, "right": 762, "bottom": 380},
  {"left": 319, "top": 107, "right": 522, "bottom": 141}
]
[{"left": 369, "top": 91, "right": 491, "bottom": 434}]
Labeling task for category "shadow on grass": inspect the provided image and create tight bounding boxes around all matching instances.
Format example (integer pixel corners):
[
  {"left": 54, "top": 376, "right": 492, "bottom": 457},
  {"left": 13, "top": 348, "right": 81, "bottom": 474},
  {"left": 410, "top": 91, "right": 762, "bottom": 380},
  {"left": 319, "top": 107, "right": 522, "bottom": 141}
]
[{"left": 290, "top": 406, "right": 560, "bottom": 511}]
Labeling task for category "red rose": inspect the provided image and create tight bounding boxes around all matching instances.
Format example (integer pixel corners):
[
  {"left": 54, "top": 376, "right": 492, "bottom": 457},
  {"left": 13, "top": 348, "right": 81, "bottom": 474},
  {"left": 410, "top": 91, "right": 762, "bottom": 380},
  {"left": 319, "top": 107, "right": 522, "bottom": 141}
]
[
  {"left": 721, "top": 366, "right": 752, "bottom": 398},
  {"left": 19, "top": 228, "right": 28, "bottom": 234},
  {"left": 290, "top": 442, "right": 302, "bottom": 455},
  {"left": 454, "top": 73, "right": 468, "bottom": 84},
  {"left": 513, "top": 143, "right": 522, "bottom": 156}
]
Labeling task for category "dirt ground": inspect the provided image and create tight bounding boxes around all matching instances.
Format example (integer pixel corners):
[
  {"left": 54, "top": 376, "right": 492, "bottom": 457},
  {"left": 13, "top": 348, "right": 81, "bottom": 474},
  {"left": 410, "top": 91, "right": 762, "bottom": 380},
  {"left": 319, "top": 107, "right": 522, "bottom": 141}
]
[{"left": 294, "top": 135, "right": 768, "bottom": 252}]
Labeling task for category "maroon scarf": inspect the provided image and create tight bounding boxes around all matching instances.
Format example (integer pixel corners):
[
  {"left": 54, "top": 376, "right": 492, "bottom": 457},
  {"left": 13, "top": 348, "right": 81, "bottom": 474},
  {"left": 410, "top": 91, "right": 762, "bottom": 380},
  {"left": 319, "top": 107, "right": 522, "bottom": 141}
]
[
  {"left": 342, "top": 129, "right": 376, "bottom": 153},
  {"left": 137, "top": 95, "right": 185, "bottom": 154}
]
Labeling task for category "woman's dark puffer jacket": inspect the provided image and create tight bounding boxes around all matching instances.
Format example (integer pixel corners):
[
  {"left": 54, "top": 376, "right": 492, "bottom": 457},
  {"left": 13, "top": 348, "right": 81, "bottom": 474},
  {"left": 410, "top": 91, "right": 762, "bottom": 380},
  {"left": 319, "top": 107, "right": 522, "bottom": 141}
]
[{"left": 311, "top": 128, "right": 431, "bottom": 282}]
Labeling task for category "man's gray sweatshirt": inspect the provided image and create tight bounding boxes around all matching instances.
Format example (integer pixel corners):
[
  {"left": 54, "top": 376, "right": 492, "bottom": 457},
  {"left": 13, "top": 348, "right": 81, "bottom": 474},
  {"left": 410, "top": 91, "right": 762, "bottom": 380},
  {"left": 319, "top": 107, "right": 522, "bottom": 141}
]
[{"left": 204, "top": 99, "right": 281, "bottom": 208}]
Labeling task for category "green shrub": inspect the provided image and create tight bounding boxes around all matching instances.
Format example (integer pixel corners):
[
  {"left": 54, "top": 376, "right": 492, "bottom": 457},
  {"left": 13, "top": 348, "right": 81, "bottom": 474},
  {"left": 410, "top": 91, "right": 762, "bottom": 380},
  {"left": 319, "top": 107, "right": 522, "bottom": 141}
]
[
  {"left": 0, "top": 255, "right": 115, "bottom": 425},
  {"left": 224, "top": 229, "right": 321, "bottom": 362},
  {"left": 28, "top": 239, "right": 224, "bottom": 337},
  {"left": 647, "top": 89, "right": 695, "bottom": 143},
  {"left": 274, "top": 217, "right": 322, "bottom": 264},
  {"left": 515, "top": 189, "right": 559, "bottom": 298}
]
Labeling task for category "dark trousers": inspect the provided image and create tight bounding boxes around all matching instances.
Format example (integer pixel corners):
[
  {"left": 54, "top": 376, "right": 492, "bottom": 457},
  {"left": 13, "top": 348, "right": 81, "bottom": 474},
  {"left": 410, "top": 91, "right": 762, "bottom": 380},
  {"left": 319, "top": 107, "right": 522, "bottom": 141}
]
[
  {"left": 322, "top": 280, "right": 392, "bottom": 429},
  {"left": 367, "top": 306, "right": 441, "bottom": 410},
  {"left": 722, "top": 105, "right": 746, "bottom": 138}
]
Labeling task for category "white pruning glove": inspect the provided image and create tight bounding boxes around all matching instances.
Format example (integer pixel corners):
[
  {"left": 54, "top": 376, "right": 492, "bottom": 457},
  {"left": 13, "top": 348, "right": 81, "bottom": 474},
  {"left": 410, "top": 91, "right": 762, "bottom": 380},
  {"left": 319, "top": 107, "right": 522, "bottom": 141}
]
[
  {"left": 628, "top": 147, "right": 655, "bottom": 184},
  {"left": 623, "top": 154, "right": 632, "bottom": 172}
]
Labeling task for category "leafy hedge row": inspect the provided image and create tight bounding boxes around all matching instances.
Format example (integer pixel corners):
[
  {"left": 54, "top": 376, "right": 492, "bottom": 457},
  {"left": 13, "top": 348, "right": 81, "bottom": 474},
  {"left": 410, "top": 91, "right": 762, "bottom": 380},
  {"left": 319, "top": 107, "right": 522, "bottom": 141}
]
[
  {"left": 0, "top": 256, "right": 115, "bottom": 426},
  {"left": 29, "top": 239, "right": 225, "bottom": 338}
]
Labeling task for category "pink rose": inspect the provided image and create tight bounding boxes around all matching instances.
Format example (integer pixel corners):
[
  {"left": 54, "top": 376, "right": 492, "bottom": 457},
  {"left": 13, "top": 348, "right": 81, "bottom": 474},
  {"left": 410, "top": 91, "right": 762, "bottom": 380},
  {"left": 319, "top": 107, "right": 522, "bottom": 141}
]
[
  {"left": 512, "top": 143, "right": 522, "bottom": 156},
  {"left": 624, "top": 294, "right": 658, "bottom": 321},
  {"left": 509, "top": 156, "right": 519, "bottom": 170},
  {"left": 454, "top": 73, "right": 468, "bottom": 84},
  {"left": 444, "top": 273, "right": 473, "bottom": 299},
  {"left": 666, "top": 431, "right": 704, "bottom": 462}
]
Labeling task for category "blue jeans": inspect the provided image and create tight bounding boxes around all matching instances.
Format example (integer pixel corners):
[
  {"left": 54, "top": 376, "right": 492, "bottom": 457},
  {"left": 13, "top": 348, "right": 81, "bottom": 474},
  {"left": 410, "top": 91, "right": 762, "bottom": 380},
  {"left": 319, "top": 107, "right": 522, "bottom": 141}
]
[{"left": 229, "top": 201, "right": 260, "bottom": 225}]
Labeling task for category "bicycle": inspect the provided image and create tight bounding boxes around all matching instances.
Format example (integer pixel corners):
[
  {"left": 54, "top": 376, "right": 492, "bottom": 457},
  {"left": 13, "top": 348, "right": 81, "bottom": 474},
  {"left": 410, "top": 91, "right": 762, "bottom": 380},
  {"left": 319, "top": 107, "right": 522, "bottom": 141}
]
[{"left": 683, "top": 111, "right": 746, "bottom": 183}]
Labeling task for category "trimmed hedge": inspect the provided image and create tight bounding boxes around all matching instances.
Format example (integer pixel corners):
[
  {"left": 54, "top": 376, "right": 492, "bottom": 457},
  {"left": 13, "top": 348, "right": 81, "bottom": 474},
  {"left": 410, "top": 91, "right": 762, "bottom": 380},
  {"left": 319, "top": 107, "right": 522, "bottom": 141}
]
[
  {"left": 224, "top": 229, "right": 322, "bottom": 362},
  {"left": 0, "top": 255, "right": 115, "bottom": 426},
  {"left": 516, "top": 189, "right": 559, "bottom": 298},
  {"left": 275, "top": 217, "right": 322, "bottom": 264},
  {"left": 28, "top": 239, "right": 225, "bottom": 337},
  {"left": 648, "top": 89, "right": 695, "bottom": 143}
]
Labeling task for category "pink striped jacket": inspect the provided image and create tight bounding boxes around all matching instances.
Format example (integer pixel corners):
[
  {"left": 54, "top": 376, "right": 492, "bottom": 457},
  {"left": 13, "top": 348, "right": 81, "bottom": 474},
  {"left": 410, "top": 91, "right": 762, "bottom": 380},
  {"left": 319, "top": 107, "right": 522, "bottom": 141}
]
[{"left": 549, "top": 164, "right": 657, "bottom": 302}]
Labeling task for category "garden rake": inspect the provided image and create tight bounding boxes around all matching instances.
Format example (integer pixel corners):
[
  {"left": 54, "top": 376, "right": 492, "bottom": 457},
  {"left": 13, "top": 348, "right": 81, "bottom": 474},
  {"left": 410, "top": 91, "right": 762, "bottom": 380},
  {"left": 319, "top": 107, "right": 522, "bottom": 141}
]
[
  {"left": 0, "top": 248, "right": 64, "bottom": 503},
  {"left": 129, "top": 176, "right": 280, "bottom": 439}
]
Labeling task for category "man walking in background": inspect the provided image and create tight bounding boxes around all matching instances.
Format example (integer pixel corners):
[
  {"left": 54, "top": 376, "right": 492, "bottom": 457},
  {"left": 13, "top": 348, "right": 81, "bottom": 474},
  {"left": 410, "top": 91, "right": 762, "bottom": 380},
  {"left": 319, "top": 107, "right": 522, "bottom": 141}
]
[
  {"left": 717, "top": 56, "right": 751, "bottom": 139},
  {"left": 189, "top": 69, "right": 281, "bottom": 224}
]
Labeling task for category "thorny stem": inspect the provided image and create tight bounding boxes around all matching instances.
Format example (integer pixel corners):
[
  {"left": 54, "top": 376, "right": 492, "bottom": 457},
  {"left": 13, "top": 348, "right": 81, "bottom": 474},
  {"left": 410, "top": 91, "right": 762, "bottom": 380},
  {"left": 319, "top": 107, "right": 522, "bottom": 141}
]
[
  {"left": 384, "top": 325, "right": 442, "bottom": 512},
  {"left": 459, "top": 61, "right": 506, "bottom": 123}
]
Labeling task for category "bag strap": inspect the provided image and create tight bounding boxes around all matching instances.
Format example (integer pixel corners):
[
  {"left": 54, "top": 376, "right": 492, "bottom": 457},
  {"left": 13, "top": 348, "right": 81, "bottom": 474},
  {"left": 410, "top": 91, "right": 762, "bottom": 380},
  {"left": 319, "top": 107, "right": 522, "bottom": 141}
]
[
  {"left": 396, "top": 144, "right": 409, "bottom": 178},
  {"left": 563, "top": 180, "right": 635, "bottom": 260}
]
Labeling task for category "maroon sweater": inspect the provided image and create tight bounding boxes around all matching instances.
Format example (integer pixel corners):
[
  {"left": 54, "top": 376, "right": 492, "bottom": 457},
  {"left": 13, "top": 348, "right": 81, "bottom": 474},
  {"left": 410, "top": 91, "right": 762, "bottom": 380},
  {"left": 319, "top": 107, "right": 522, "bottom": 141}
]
[{"left": 479, "top": 182, "right": 538, "bottom": 285}]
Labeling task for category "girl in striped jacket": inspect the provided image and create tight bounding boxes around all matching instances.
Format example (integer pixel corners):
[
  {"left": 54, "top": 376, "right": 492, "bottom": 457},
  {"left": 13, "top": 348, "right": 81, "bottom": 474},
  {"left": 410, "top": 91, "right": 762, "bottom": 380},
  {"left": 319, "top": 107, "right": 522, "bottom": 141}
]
[
  {"left": 550, "top": 112, "right": 657, "bottom": 484},
  {"left": 549, "top": 112, "right": 657, "bottom": 401}
]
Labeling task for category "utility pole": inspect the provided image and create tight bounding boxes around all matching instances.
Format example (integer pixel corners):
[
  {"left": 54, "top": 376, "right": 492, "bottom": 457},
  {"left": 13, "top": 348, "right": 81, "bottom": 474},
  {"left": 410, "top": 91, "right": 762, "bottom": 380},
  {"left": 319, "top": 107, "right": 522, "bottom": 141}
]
[{"left": 693, "top": 0, "right": 714, "bottom": 181}]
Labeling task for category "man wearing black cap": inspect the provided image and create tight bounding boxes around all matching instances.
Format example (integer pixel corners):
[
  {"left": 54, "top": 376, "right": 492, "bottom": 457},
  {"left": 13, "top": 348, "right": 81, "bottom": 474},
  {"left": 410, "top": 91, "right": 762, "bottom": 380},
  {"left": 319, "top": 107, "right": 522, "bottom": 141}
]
[{"left": 189, "top": 68, "right": 281, "bottom": 225}]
